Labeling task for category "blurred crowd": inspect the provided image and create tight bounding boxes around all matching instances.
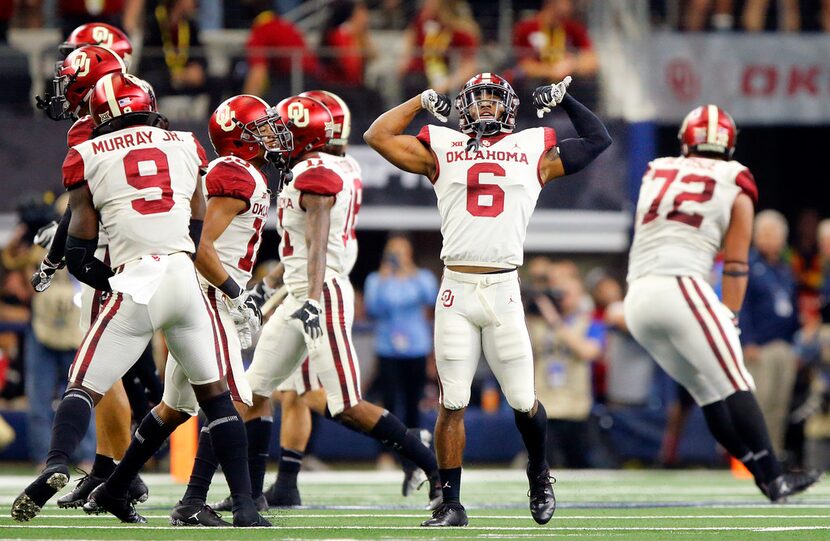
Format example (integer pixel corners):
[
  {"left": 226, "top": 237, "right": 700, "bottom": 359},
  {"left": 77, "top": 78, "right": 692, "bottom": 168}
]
[{"left": 651, "top": 0, "right": 830, "bottom": 31}]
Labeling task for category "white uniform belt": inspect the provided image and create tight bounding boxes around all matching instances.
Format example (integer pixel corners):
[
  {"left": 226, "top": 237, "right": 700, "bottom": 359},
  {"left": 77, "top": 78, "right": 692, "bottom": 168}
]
[{"left": 442, "top": 268, "right": 517, "bottom": 285}]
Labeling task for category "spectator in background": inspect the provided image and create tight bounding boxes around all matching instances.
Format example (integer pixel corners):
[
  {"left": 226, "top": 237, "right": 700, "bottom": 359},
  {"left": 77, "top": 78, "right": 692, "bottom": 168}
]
[
  {"left": 527, "top": 258, "right": 603, "bottom": 469},
  {"left": 397, "top": 0, "right": 479, "bottom": 97},
  {"left": 0, "top": 0, "right": 30, "bottom": 113},
  {"left": 740, "top": 210, "right": 800, "bottom": 456},
  {"left": 511, "top": 0, "right": 597, "bottom": 110},
  {"left": 819, "top": 219, "right": 830, "bottom": 321},
  {"left": 794, "top": 307, "right": 830, "bottom": 471},
  {"left": 364, "top": 234, "right": 437, "bottom": 430},
  {"left": 792, "top": 209, "right": 821, "bottom": 298},
  {"left": 742, "top": 0, "right": 800, "bottom": 31},
  {"left": 141, "top": 0, "right": 210, "bottom": 99},
  {"left": 319, "top": 0, "right": 374, "bottom": 87},
  {"left": 57, "top": 0, "right": 133, "bottom": 36},
  {"left": 243, "top": 0, "right": 319, "bottom": 101},
  {"left": 683, "top": 0, "right": 735, "bottom": 30}
]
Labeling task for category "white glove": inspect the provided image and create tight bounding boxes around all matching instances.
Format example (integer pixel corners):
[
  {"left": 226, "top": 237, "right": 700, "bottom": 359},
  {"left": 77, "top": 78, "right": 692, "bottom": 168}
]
[
  {"left": 289, "top": 298, "right": 324, "bottom": 352},
  {"left": 34, "top": 220, "right": 59, "bottom": 249},
  {"left": 226, "top": 293, "right": 263, "bottom": 349},
  {"left": 533, "top": 76, "right": 573, "bottom": 118},
  {"left": 420, "top": 89, "right": 451, "bottom": 123}
]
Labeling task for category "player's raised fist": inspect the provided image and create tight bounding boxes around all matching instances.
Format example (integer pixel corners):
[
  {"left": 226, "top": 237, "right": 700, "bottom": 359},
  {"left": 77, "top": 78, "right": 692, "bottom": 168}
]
[
  {"left": 420, "top": 89, "right": 451, "bottom": 123},
  {"left": 31, "top": 256, "right": 65, "bottom": 293},
  {"left": 533, "top": 76, "right": 573, "bottom": 118}
]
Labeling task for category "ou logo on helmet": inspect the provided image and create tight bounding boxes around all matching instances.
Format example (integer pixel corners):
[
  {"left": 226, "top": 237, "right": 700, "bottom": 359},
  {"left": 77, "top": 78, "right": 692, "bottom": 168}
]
[
  {"left": 72, "top": 52, "right": 91, "bottom": 77},
  {"left": 287, "top": 102, "right": 309, "bottom": 127},
  {"left": 92, "top": 26, "right": 114, "bottom": 47},
  {"left": 215, "top": 104, "right": 236, "bottom": 132}
]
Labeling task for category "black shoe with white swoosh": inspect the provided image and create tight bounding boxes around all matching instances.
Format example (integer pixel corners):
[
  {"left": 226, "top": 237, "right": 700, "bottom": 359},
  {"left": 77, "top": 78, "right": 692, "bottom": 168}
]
[
  {"left": 421, "top": 502, "right": 468, "bottom": 527},
  {"left": 170, "top": 500, "right": 231, "bottom": 526},
  {"left": 764, "top": 470, "right": 823, "bottom": 502}
]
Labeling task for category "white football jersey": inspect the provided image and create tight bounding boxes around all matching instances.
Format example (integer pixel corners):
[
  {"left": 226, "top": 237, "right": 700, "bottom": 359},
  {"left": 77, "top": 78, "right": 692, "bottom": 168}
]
[
  {"left": 339, "top": 154, "right": 362, "bottom": 275},
  {"left": 67, "top": 115, "right": 109, "bottom": 247},
  {"left": 627, "top": 156, "right": 757, "bottom": 282},
  {"left": 203, "top": 156, "right": 270, "bottom": 289},
  {"left": 277, "top": 153, "right": 357, "bottom": 297},
  {"left": 63, "top": 126, "right": 208, "bottom": 268},
  {"left": 417, "top": 124, "right": 557, "bottom": 268}
]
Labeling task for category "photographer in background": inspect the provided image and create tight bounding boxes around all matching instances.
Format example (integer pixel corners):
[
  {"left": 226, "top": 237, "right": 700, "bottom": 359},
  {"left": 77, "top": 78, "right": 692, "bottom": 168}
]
[
  {"left": 525, "top": 257, "right": 605, "bottom": 468},
  {"left": 365, "top": 233, "right": 438, "bottom": 432}
]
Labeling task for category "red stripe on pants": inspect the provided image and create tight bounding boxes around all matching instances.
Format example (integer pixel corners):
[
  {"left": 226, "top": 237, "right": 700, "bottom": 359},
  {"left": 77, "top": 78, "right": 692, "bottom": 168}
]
[
  {"left": 74, "top": 292, "right": 123, "bottom": 384},
  {"left": 323, "top": 284, "right": 352, "bottom": 409},
  {"left": 209, "top": 288, "right": 238, "bottom": 400},
  {"left": 333, "top": 279, "right": 361, "bottom": 401}
]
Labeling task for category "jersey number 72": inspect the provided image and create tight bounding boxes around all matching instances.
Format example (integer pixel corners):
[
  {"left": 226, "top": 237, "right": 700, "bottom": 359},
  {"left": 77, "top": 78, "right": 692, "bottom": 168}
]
[{"left": 642, "top": 169, "right": 716, "bottom": 229}]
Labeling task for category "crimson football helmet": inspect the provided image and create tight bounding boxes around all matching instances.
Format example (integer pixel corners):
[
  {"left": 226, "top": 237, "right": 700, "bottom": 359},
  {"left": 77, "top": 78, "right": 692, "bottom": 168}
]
[
  {"left": 678, "top": 104, "right": 737, "bottom": 159},
  {"left": 276, "top": 95, "right": 334, "bottom": 161},
  {"left": 60, "top": 22, "right": 133, "bottom": 68},
  {"left": 455, "top": 72, "right": 520, "bottom": 136},
  {"left": 209, "top": 95, "right": 293, "bottom": 162},
  {"left": 38, "top": 45, "right": 126, "bottom": 120},
  {"left": 298, "top": 90, "right": 351, "bottom": 148},
  {"left": 89, "top": 72, "right": 163, "bottom": 130}
]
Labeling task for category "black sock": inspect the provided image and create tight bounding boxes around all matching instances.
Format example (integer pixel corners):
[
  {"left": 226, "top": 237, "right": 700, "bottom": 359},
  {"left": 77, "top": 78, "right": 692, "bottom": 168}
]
[
  {"left": 439, "top": 467, "right": 462, "bottom": 503},
  {"left": 368, "top": 410, "right": 438, "bottom": 476},
  {"left": 246, "top": 417, "right": 273, "bottom": 499},
  {"left": 91, "top": 453, "right": 116, "bottom": 478},
  {"left": 726, "top": 391, "right": 783, "bottom": 482},
  {"left": 199, "top": 391, "right": 253, "bottom": 513},
  {"left": 276, "top": 447, "right": 303, "bottom": 490},
  {"left": 106, "top": 409, "right": 176, "bottom": 496},
  {"left": 514, "top": 402, "right": 549, "bottom": 475},
  {"left": 45, "top": 389, "right": 94, "bottom": 469},
  {"left": 182, "top": 426, "right": 217, "bottom": 505},
  {"left": 701, "top": 399, "right": 763, "bottom": 479}
]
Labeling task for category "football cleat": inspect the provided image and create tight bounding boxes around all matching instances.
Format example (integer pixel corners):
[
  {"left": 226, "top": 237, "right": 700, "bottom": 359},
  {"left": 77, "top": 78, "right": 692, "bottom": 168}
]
[
  {"left": 421, "top": 501, "right": 468, "bottom": 527},
  {"left": 129, "top": 474, "right": 149, "bottom": 504},
  {"left": 402, "top": 429, "right": 431, "bottom": 497},
  {"left": 527, "top": 467, "right": 556, "bottom": 525},
  {"left": 232, "top": 506, "right": 272, "bottom": 528},
  {"left": 57, "top": 472, "right": 104, "bottom": 509},
  {"left": 212, "top": 493, "right": 268, "bottom": 512},
  {"left": 764, "top": 470, "right": 823, "bottom": 503},
  {"left": 170, "top": 500, "right": 231, "bottom": 527},
  {"left": 11, "top": 464, "right": 70, "bottom": 521},
  {"left": 83, "top": 483, "right": 146, "bottom": 523},
  {"left": 263, "top": 483, "right": 301, "bottom": 507},
  {"left": 427, "top": 473, "right": 444, "bottom": 511}
]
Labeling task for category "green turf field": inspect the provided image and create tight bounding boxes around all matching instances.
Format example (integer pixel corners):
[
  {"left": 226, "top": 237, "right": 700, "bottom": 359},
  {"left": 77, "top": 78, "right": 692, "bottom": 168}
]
[{"left": 0, "top": 469, "right": 829, "bottom": 540}]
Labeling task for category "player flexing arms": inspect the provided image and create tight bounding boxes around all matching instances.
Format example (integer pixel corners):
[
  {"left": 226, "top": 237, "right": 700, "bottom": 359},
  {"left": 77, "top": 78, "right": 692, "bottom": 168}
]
[
  {"left": 624, "top": 105, "right": 822, "bottom": 501},
  {"left": 12, "top": 74, "right": 266, "bottom": 527},
  {"left": 31, "top": 27, "right": 150, "bottom": 508},
  {"left": 163, "top": 95, "right": 293, "bottom": 526},
  {"left": 364, "top": 74, "right": 611, "bottom": 526},
  {"left": 242, "top": 95, "right": 442, "bottom": 506}
]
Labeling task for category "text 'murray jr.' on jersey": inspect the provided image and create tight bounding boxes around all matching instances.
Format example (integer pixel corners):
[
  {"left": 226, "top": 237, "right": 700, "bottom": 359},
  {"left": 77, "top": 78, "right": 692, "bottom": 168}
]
[
  {"left": 62, "top": 125, "right": 208, "bottom": 268},
  {"left": 416, "top": 124, "right": 557, "bottom": 269},
  {"left": 627, "top": 156, "right": 758, "bottom": 283}
]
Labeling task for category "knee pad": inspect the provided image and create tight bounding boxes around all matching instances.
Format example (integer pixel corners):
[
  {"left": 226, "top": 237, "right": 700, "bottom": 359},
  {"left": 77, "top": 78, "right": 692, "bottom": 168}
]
[
  {"left": 440, "top": 386, "right": 471, "bottom": 411},
  {"left": 502, "top": 386, "right": 535, "bottom": 413}
]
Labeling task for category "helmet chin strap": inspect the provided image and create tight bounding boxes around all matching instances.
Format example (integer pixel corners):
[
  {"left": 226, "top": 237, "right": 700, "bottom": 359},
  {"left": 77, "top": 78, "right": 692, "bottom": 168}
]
[
  {"left": 266, "top": 152, "right": 293, "bottom": 194},
  {"left": 465, "top": 119, "right": 500, "bottom": 152}
]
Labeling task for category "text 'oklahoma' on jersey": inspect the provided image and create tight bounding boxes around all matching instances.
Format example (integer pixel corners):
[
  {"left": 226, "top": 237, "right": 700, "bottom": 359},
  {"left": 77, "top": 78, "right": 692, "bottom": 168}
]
[{"left": 627, "top": 155, "right": 758, "bottom": 283}]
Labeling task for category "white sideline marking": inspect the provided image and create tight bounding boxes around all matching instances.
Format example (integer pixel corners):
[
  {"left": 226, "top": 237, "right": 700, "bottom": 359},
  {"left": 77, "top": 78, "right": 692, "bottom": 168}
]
[
  {"left": 3, "top": 525, "right": 830, "bottom": 531},
  {"left": 29, "top": 513, "right": 830, "bottom": 520}
]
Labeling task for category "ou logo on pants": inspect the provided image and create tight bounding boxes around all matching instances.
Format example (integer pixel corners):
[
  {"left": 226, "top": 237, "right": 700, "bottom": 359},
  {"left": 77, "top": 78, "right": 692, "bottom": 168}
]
[{"left": 441, "top": 289, "right": 454, "bottom": 308}]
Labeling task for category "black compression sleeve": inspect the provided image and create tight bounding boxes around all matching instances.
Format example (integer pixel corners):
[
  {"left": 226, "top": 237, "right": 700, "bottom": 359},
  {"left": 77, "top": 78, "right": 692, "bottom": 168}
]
[
  {"left": 46, "top": 207, "right": 72, "bottom": 264},
  {"left": 189, "top": 218, "right": 203, "bottom": 253},
  {"left": 557, "top": 94, "right": 612, "bottom": 174},
  {"left": 65, "top": 235, "right": 114, "bottom": 291}
]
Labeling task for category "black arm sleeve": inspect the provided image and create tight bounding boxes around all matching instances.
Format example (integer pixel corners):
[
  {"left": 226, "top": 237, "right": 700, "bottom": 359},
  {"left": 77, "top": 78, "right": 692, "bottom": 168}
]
[
  {"left": 65, "top": 235, "right": 114, "bottom": 292},
  {"left": 189, "top": 218, "right": 203, "bottom": 253},
  {"left": 557, "top": 94, "right": 612, "bottom": 175},
  {"left": 46, "top": 207, "right": 72, "bottom": 264}
]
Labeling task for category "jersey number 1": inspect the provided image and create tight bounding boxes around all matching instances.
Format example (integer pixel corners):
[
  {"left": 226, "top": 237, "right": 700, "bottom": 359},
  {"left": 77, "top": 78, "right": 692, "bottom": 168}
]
[
  {"left": 123, "top": 149, "right": 175, "bottom": 215},
  {"left": 642, "top": 169, "right": 715, "bottom": 229}
]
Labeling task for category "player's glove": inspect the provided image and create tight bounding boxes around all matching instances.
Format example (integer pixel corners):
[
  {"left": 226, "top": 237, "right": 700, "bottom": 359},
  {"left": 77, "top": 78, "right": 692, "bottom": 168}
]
[
  {"left": 290, "top": 299, "right": 323, "bottom": 350},
  {"left": 533, "top": 76, "right": 573, "bottom": 118},
  {"left": 246, "top": 280, "right": 278, "bottom": 311},
  {"left": 228, "top": 293, "right": 263, "bottom": 349},
  {"left": 31, "top": 256, "right": 65, "bottom": 293},
  {"left": 34, "top": 220, "right": 59, "bottom": 249},
  {"left": 420, "top": 89, "right": 451, "bottom": 123}
]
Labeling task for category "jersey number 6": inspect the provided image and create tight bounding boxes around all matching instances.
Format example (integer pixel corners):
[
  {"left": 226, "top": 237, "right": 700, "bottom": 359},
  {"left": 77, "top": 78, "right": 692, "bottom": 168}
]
[
  {"left": 467, "top": 163, "right": 505, "bottom": 218},
  {"left": 123, "top": 148, "right": 175, "bottom": 215}
]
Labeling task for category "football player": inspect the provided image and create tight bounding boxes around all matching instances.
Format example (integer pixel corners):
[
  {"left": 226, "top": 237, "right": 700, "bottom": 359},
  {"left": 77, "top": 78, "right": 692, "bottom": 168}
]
[
  {"left": 164, "top": 95, "right": 293, "bottom": 526},
  {"left": 624, "top": 105, "right": 822, "bottom": 501},
  {"left": 30, "top": 31, "right": 151, "bottom": 510},
  {"left": 241, "top": 95, "right": 442, "bottom": 508},
  {"left": 12, "top": 73, "right": 267, "bottom": 528},
  {"left": 364, "top": 73, "right": 611, "bottom": 526}
]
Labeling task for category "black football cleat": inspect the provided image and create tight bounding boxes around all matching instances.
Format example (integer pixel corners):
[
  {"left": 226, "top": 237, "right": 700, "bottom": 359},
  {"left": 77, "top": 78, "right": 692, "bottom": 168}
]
[
  {"left": 764, "top": 470, "right": 823, "bottom": 503},
  {"left": 212, "top": 493, "right": 268, "bottom": 512},
  {"left": 11, "top": 464, "right": 70, "bottom": 522},
  {"left": 170, "top": 500, "right": 231, "bottom": 526},
  {"left": 421, "top": 502, "right": 468, "bottom": 527},
  {"left": 263, "top": 482, "right": 301, "bottom": 507},
  {"left": 128, "top": 474, "right": 149, "bottom": 504},
  {"left": 426, "top": 472, "right": 443, "bottom": 510},
  {"left": 83, "top": 483, "right": 146, "bottom": 523},
  {"left": 527, "top": 467, "right": 556, "bottom": 525},
  {"left": 58, "top": 472, "right": 103, "bottom": 509},
  {"left": 233, "top": 506, "right": 272, "bottom": 527},
  {"left": 402, "top": 429, "right": 432, "bottom": 497}
]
